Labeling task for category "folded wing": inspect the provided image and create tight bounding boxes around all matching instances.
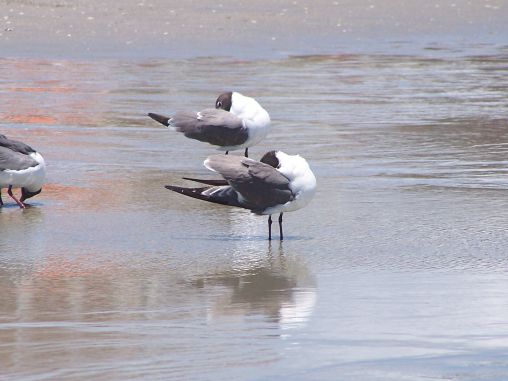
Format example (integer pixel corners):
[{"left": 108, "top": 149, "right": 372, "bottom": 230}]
[
  {"left": 150, "top": 108, "right": 248, "bottom": 147},
  {"left": 0, "top": 135, "right": 36, "bottom": 155},
  {"left": 165, "top": 155, "right": 294, "bottom": 213},
  {"left": 0, "top": 146, "right": 39, "bottom": 171},
  {"left": 204, "top": 155, "right": 293, "bottom": 212}
]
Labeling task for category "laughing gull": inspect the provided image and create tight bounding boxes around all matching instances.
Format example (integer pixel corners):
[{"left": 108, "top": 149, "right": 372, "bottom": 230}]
[
  {"left": 165, "top": 151, "right": 316, "bottom": 240},
  {"left": 148, "top": 92, "right": 271, "bottom": 157},
  {"left": 0, "top": 134, "right": 46, "bottom": 208}
]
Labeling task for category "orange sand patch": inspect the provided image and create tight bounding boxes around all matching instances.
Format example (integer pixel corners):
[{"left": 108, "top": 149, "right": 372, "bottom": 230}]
[
  {"left": 41, "top": 180, "right": 123, "bottom": 211},
  {"left": 2, "top": 112, "right": 97, "bottom": 127},
  {"left": 41, "top": 183, "right": 93, "bottom": 205},
  {"left": 32, "top": 255, "right": 98, "bottom": 279},
  {"left": 4, "top": 114, "right": 58, "bottom": 125},
  {"left": 29, "top": 252, "right": 132, "bottom": 280}
]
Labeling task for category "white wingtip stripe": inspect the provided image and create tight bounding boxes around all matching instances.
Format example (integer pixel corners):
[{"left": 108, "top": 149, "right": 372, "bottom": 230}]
[{"left": 203, "top": 158, "right": 216, "bottom": 172}]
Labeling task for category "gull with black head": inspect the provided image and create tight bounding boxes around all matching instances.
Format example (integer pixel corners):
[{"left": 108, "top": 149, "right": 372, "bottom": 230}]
[
  {"left": 148, "top": 92, "right": 271, "bottom": 157},
  {"left": 0, "top": 134, "right": 46, "bottom": 208},
  {"left": 165, "top": 150, "right": 316, "bottom": 240}
]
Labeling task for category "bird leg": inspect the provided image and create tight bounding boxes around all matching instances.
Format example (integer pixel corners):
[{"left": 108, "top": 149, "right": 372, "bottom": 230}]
[
  {"left": 278, "top": 213, "right": 284, "bottom": 241},
  {"left": 7, "top": 186, "right": 25, "bottom": 209},
  {"left": 244, "top": 148, "right": 249, "bottom": 157},
  {"left": 225, "top": 151, "right": 229, "bottom": 155},
  {"left": 268, "top": 215, "right": 273, "bottom": 240}
]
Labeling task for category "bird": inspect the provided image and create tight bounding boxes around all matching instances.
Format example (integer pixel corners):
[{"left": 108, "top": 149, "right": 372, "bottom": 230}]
[
  {"left": 0, "top": 134, "right": 46, "bottom": 209},
  {"left": 148, "top": 92, "right": 271, "bottom": 157},
  {"left": 165, "top": 150, "right": 316, "bottom": 240}
]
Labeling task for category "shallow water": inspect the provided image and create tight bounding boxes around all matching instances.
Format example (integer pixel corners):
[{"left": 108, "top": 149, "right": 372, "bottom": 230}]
[{"left": 1, "top": 47, "right": 508, "bottom": 380}]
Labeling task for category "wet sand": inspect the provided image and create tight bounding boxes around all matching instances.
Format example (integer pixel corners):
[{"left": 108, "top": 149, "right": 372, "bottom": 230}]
[
  {"left": 1, "top": 0, "right": 507, "bottom": 59},
  {"left": 2, "top": 1, "right": 508, "bottom": 381},
  {"left": 2, "top": 49, "right": 508, "bottom": 380}
]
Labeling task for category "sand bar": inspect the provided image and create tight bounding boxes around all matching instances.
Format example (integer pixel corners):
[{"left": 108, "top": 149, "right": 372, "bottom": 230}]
[{"left": 1, "top": 0, "right": 507, "bottom": 59}]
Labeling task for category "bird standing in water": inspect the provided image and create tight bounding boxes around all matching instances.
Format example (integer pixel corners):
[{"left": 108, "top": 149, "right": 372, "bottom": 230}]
[
  {"left": 165, "top": 151, "right": 316, "bottom": 240},
  {"left": 148, "top": 92, "right": 271, "bottom": 157}
]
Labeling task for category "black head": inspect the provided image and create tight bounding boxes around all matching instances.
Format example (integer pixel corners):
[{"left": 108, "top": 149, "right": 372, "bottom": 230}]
[
  {"left": 260, "top": 150, "right": 280, "bottom": 169},
  {"left": 215, "top": 92, "right": 233, "bottom": 112},
  {"left": 20, "top": 187, "right": 42, "bottom": 202}
]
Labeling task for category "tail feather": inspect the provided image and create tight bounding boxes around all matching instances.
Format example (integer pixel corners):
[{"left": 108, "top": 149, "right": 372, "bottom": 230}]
[
  {"left": 182, "top": 177, "right": 229, "bottom": 186},
  {"left": 148, "top": 113, "right": 170, "bottom": 126},
  {"left": 165, "top": 185, "right": 216, "bottom": 203},
  {"left": 165, "top": 184, "right": 245, "bottom": 209}
]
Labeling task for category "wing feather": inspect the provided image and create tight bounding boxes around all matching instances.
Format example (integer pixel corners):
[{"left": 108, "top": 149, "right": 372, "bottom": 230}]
[
  {"left": 169, "top": 109, "right": 248, "bottom": 146},
  {"left": 0, "top": 146, "right": 38, "bottom": 171},
  {"left": 0, "top": 135, "right": 36, "bottom": 155},
  {"left": 204, "top": 155, "right": 293, "bottom": 210}
]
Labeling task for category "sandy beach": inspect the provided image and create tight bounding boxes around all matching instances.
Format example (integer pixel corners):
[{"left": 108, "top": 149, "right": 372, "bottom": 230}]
[{"left": 2, "top": 0, "right": 507, "bottom": 58}]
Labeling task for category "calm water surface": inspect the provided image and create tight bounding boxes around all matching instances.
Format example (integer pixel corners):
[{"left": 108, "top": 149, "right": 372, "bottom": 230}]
[{"left": 1, "top": 47, "right": 508, "bottom": 380}]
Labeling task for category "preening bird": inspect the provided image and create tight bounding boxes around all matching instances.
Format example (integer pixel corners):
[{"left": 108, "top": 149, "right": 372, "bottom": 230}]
[
  {"left": 148, "top": 92, "right": 271, "bottom": 157},
  {"left": 165, "top": 151, "right": 316, "bottom": 240},
  {"left": 0, "top": 134, "right": 46, "bottom": 208}
]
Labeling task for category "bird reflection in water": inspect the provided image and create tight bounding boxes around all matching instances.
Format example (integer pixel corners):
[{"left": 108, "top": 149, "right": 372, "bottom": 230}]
[{"left": 195, "top": 242, "right": 316, "bottom": 331}]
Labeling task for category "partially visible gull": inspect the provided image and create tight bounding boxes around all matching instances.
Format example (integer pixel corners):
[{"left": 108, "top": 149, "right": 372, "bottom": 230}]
[{"left": 0, "top": 134, "right": 46, "bottom": 208}]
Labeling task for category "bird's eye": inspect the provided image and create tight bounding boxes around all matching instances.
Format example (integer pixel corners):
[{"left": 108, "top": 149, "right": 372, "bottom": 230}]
[{"left": 216, "top": 101, "right": 222, "bottom": 108}]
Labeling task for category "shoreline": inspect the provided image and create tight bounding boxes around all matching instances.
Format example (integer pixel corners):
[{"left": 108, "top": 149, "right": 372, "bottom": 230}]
[
  {"left": 3, "top": 37, "right": 507, "bottom": 62},
  {"left": 1, "top": 0, "right": 507, "bottom": 60}
]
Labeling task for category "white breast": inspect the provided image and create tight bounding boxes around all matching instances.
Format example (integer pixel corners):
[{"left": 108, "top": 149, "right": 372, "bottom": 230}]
[{"left": 263, "top": 152, "right": 317, "bottom": 215}]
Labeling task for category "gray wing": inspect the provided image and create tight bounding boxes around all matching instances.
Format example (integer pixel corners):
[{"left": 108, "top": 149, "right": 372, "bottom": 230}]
[
  {"left": 165, "top": 184, "right": 245, "bottom": 209},
  {"left": 0, "top": 146, "right": 38, "bottom": 171},
  {"left": 204, "top": 155, "right": 293, "bottom": 212},
  {"left": 169, "top": 109, "right": 248, "bottom": 147},
  {"left": 0, "top": 135, "right": 36, "bottom": 155}
]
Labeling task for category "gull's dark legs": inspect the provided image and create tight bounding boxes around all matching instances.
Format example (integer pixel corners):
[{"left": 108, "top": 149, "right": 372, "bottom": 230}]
[
  {"left": 268, "top": 215, "right": 273, "bottom": 240},
  {"left": 8, "top": 185, "right": 25, "bottom": 209},
  {"left": 225, "top": 151, "right": 229, "bottom": 155},
  {"left": 278, "top": 213, "right": 284, "bottom": 241}
]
